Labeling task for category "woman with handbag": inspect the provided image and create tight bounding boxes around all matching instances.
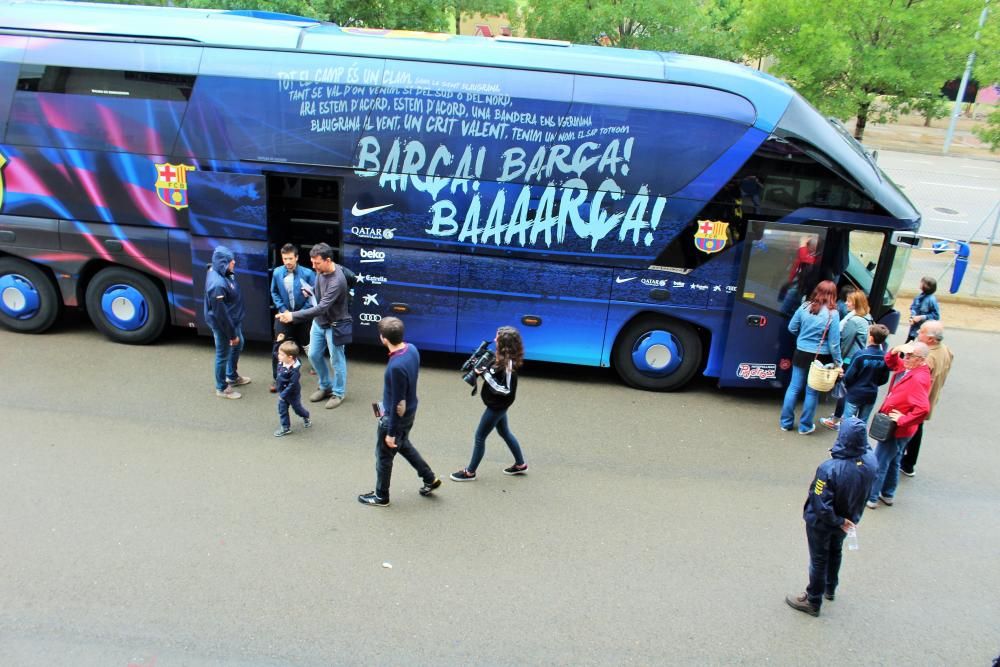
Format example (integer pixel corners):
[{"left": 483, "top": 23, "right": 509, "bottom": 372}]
[
  {"left": 865, "top": 342, "right": 931, "bottom": 510},
  {"left": 780, "top": 280, "right": 843, "bottom": 435}
]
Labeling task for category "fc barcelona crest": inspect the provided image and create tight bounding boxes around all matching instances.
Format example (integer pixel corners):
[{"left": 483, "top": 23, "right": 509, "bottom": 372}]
[
  {"left": 154, "top": 162, "right": 196, "bottom": 210},
  {"left": 694, "top": 219, "right": 729, "bottom": 254}
]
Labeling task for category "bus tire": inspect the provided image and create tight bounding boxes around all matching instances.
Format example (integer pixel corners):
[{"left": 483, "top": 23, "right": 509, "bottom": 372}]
[
  {"left": 84, "top": 267, "right": 166, "bottom": 345},
  {"left": 613, "top": 316, "right": 702, "bottom": 391},
  {"left": 0, "top": 257, "right": 61, "bottom": 334}
]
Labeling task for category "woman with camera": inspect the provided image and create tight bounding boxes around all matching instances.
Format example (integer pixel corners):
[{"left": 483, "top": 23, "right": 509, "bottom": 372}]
[{"left": 451, "top": 326, "right": 528, "bottom": 481}]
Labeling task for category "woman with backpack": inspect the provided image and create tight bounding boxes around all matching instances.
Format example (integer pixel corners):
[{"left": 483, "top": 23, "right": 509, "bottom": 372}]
[{"left": 820, "top": 290, "right": 874, "bottom": 430}]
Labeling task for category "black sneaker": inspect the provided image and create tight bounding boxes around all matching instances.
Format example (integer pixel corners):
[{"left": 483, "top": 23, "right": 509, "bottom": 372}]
[
  {"left": 503, "top": 463, "right": 528, "bottom": 476},
  {"left": 419, "top": 478, "right": 442, "bottom": 496},
  {"left": 824, "top": 590, "right": 835, "bottom": 601},
  {"left": 450, "top": 469, "right": 477, "bottom": 482},
  {"left": 303, "top": 418, "right": 312, "bottom": 429},
  {"left": 358, "top": 492, "right": 389, "bottom": 507},
  {"left": 274, "top": 427, "right": 291, "bottom": 437}
]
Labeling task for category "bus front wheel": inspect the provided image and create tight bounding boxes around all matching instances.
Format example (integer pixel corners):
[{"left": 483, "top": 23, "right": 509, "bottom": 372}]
[
  {"left": 613, "top": 316, "right": 702, "bottom": 391},
  {"left": 0, "top": 257, "right": 61, "bottom": 334},
  {"left": 85, "top": 267, "right": 167, "bottom": 344}
]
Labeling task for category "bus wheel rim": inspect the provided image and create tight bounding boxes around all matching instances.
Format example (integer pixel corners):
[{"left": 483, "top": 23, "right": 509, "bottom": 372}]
[
  {"left": 0, "top": 274, "right": 42, "bottom": 320},
  {"left": 100, "top": 284, "right": 148, "bottom": 331},
  {"left": 631, "top": 330, "right": 683, "bottom": 376}
]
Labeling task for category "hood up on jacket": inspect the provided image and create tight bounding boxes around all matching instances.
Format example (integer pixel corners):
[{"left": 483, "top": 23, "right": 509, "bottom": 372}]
[
  {"left": 831, "top": 417, "right": 869, "bottom": 459},
  {"left": 212, "top": 246, "right": 235, "bottom": 276}
]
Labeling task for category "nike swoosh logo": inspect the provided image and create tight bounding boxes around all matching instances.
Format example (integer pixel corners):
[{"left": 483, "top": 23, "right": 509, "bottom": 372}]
[
  {"left": 351, "top": 203, "right": 393, "bottom": 217},
  {"left": 615, "top": 276, "right": 638, "bottom": 283}
]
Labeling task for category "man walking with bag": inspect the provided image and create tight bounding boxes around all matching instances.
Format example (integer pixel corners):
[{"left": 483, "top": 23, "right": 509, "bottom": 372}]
[{"left": 358, "top": 317, "right": 441, "bottom": 507}]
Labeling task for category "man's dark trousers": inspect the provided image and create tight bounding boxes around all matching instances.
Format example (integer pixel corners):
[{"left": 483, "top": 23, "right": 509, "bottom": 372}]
[
  {"left": 375, "top": 412, "right": 434, "bottom": 500},
  {"left": 806, "top": 523, "right": 847, "bottom": 608}
]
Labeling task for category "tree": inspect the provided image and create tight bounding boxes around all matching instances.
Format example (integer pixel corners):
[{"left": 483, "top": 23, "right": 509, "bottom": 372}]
[
  {"left": 444, "top": 0, "right": 519, "bottom": 37},
  {"left": 741, "top": 0, "right": 982, "bottom": 141},
  {"left": 522, "top": 0, "right": 746, "bottom": 61},
  {"left": 971, "top": 2, "right": 999, "bottom": 150}
]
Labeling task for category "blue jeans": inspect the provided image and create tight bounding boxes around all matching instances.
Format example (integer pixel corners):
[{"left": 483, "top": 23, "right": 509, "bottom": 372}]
[
  {"left": 869, "top": 435, "right": 911, "bottom": 502},
  {"left": 211, "top": 326, "right": 243, "bottom": 391},
  {"left": 467, "top": 407, "right": 525, "bottom": 473},
  {"left": 780, "top": 364, "right": 820, "bottom": 433},
  {"left": 308, "top": 320, "right": 346, "bottom": 398},
  {"left": 278, "top": 393, "right": 309, "bottom": 430},
  {"left": 843, "top": 400, "right": 874, "bottom": 424}
]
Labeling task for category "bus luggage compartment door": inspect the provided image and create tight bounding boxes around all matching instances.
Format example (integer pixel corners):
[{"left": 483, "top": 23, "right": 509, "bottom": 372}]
[
  {"left": 187, "top": 171, "right": 271, "bottom": 342},
  {"left": 456, "top": 256, "right": 612, "bottom": 366},
  {"left": 718, "top": 220, "right": 827, "bottom": 388}
]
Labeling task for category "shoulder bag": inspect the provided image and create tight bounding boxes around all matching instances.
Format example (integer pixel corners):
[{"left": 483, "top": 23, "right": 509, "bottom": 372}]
[
  {"left": 869, "top": 412, "right": 896, "bottom": 442},
  {"left": 331, "top": 317, "right": 353, "bottom": 346},
  {"left": 807, "top": 310, "right": 838, "bottom": 392}
]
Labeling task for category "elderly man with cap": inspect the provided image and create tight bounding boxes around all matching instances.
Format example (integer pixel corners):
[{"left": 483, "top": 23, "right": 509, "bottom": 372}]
[
  {"left": 900, "top": 320, "right": 954, "bottom": 477},
  {"left": 866, "top": 341, "right": 931, "bottom": 509}
]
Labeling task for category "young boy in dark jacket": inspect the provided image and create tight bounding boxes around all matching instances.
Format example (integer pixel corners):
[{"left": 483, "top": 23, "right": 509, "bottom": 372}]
[
  {"left": 838, "top": 323, "right": 891, "bottom": 425},
  {"left": 786, "top": 417, "right": 878, "bottom": 617},
  {"left": 274, "top": 341, "right": 311, "bottom": 437}
]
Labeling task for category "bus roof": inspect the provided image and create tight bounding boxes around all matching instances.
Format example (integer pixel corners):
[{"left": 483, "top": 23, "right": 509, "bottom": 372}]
[{"left": 0, "top": 0, "right": 795, "bottom": 131}]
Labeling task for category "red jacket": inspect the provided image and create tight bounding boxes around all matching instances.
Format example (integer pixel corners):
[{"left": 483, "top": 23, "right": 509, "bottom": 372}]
[{"left": 878, "top": 352, "right": 931, "bottom": 439}]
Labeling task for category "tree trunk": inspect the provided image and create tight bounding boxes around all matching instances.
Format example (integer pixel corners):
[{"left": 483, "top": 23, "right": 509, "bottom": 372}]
[{"left": 854, "top": 102, "right": 871, "bottom": 141}]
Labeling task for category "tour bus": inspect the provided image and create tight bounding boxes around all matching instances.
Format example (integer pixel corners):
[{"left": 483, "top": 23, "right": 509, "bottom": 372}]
[{"left": 0, "top": 1, "right": 964, "bottom": 390}]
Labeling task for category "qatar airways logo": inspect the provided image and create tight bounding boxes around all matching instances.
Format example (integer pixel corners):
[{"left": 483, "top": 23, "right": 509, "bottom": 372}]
[{"left": 351, "top": 226, "right": 396, "bottom": 241}]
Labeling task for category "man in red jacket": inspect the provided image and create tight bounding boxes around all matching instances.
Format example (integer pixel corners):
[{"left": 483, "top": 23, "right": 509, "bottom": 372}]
[{"left": 866, "top": 342, "right": 931, "bottom": 509}]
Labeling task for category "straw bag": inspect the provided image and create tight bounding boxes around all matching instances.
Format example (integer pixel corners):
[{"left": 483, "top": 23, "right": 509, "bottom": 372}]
[
  {"left": 806, "top": 310, "right": 838, "bottom": 392},
  {"left": 808, "top": 360, "right": 839, "bottom": 392}
]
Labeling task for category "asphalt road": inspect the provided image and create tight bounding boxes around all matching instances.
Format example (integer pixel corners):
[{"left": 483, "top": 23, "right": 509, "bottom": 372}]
[
  {"left": 877, "top": 150, "right": 1000, "bottom": 243},
  {"left": 1, "top": 320, "right": 998, "bottom": 666}
]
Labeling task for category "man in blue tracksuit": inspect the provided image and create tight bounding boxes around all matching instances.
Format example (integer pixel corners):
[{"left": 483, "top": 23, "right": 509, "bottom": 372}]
[
  {"left": 786, "top": 417, "right": 877, "bottom": 616},
  {"left": 269, "top": 243, "right": 316, "bottom": 392},
  {"left": 205, "top": 245, "right": 248, "bottom": 399}
]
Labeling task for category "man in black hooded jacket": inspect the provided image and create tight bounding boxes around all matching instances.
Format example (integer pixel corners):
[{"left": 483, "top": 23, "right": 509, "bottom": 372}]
[{"left": 786, "top": 417, "right": 877, "bottom": 617}]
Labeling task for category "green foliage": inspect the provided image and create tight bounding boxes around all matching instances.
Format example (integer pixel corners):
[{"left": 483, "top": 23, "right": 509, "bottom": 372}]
[
  {"left": 973, "top": 107, "right": 1000, "bottom": 151},
  {"left": 522, "top": 0, "right": 746, "bottom": 60},
  {"left": 740, "top": 0, "right": 982, "bottom": 139}
]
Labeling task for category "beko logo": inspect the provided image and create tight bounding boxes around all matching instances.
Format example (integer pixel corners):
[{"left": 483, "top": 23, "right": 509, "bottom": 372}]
[
  {"left": 351, "top": 226, "right": 396, "bottom": 240},
  {"left": 359, "top": 313, "right": 382, "bottom": 323},
  {"left": 360, "top": 249, "right": 386, "bottom": 263}
]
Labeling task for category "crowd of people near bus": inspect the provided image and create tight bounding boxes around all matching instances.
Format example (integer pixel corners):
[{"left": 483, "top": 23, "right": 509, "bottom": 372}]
[
  {"left": 202, "top": 242, "right": 529, "bottom": 507},
  {"left": 782, "top": 273, "right": 954, "bottom": 617}
]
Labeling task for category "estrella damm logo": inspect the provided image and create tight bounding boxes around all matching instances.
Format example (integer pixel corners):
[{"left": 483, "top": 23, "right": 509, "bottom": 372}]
[
  {"left": 154, "top": 162, "right": 196, "bottom": 210},
  {"left": 694, "top": 219, "right": 729, "bottom": 254},
  {"left": 0, "top": 151, "right": 7, "bottom": 212}
]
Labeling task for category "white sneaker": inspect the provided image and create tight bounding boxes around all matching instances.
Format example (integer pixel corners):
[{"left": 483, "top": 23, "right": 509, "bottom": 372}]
[{"left": 216, "top": 387, "right": 241, "bottom": 399}]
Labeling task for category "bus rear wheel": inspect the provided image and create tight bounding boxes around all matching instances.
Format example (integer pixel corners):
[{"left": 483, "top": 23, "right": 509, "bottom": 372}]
[
  {"left": 85, "top": 267, "right": 167, "bottom": 344},
  {"left": 0, "top": 257, "right": 61, "bottom": 334},
  {"left": 613, "top": 316, "right": 702, "bottom": 391}
]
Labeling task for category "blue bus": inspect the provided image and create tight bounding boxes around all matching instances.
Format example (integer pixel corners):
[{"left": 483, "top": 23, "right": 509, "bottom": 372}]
[{"left": 0, "top": 1, "right": 956, "bottom": 390}]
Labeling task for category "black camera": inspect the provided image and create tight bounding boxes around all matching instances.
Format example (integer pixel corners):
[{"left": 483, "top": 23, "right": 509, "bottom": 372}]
[{"left": 461, "top": 340, "right": 495, "bottom": 386}]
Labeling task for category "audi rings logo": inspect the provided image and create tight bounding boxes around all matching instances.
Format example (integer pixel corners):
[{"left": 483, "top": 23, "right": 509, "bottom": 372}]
[{"left": 359, "top": 313, "right": 382, "bottom": 323}]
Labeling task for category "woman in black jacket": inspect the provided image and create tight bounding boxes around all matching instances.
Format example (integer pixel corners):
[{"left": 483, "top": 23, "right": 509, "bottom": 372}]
[{"left": 451, "top": 326, "right": 528, "bottom": 481}]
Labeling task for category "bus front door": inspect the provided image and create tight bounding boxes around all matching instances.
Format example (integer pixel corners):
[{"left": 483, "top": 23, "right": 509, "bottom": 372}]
[
  {"left": 186, "top": 171, "right": 272, "bottom": 342},
  {"left": 718, "top": 220, "right": 827, "bottom": 388}
]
